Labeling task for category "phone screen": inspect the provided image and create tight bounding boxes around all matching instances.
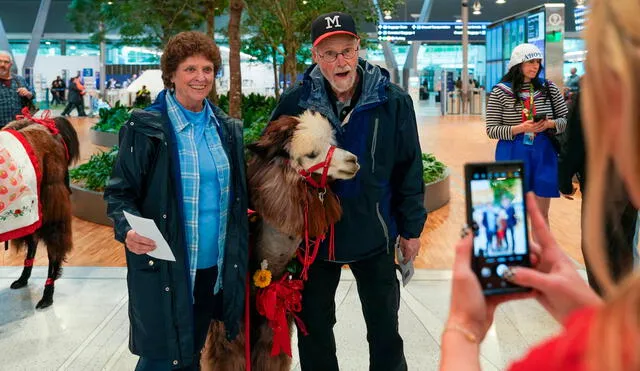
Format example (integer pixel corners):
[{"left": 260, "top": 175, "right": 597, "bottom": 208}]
[{"left": 465, "top": 161, "right": 531, "bottom": 295}]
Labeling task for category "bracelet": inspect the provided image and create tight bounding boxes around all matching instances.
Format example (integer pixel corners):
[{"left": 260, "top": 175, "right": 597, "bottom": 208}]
[{"left": 443, "top": 323, "right": 478, "bottom": 343}]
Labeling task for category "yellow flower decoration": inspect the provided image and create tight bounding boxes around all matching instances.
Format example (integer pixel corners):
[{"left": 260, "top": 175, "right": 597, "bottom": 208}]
[{"left": 253, "top": 259, "right": 272, "bottom": 288}]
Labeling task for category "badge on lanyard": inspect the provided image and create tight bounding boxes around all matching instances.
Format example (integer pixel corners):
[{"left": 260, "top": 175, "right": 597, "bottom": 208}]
[{"left": 522, "top": 85, "right": 535, "bottom": 146}]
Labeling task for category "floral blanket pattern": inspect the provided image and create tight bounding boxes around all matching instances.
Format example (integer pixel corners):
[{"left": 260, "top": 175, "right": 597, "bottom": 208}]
[{"left": 0, "top": 131, "right": 41, "bottom": 242}]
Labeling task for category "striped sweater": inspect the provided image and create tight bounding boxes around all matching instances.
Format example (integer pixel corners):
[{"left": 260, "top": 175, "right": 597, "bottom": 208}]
[{"left": 486, "top": 81, "right": 568, "bottom": 140}]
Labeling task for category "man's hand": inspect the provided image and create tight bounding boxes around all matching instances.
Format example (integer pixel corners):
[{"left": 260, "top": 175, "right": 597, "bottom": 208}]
[
  {"left": 399, "top": 237, "right": 420, "bottom": 264},
  {"left": 16, "top": 87, "right": 32, "bottom": 99}
]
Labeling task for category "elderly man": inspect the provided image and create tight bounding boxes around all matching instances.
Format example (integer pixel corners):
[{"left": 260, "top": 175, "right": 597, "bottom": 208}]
[
  {"left": 270, "top": 12, "right": 427, "bottom": 371},
  {"left": 0, "top": 51, "right": 35, "bottom": 127}
]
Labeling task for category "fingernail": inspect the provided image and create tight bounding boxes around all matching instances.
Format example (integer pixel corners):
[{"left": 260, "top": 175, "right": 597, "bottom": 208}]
[
  {"left": 503, "top": 268, "right": 516, "bottom": 281},
  {"left": 460, "top": 225, "right": 471, "bottom": 238}
]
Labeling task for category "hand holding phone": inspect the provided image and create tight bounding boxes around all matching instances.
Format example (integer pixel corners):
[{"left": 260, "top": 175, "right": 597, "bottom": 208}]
[
  {"left": 533, "top": 113, "right": 547, "bottom": 122},
  {"left": 464, "top": 161, "right": 532, "bottom": 296}
]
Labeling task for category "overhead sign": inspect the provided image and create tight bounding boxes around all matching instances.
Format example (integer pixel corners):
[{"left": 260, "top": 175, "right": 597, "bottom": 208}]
[{"left": 377, "top": 22, "right": 489, "bottom": 42}]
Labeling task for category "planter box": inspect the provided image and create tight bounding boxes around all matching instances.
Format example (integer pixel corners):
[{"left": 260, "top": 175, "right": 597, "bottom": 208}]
[
  {"left": 70, "top": 183, "right": 112, "bottom": 226},
  {"left": 424, "top": 169, "right": 451, "bottom": 213},
  {"left": 90, "top": 129, "right": 119, "bottom": 148}
]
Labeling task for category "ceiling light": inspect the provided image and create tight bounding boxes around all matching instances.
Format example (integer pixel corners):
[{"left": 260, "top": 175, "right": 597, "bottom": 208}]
[
  {"left": 383, "top": 10, "right": 392, "bottom": 20},
  {"left": 472, "top": 0, "right": 482, "bottom": 15},
  {"left": 496, "top": 0, "right": 506, "bottom": 4}
]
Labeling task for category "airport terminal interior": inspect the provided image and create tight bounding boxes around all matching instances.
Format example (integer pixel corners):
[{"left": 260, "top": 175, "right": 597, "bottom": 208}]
[{"left": 0, "top": 0, "right": 628, "bottom": 370}]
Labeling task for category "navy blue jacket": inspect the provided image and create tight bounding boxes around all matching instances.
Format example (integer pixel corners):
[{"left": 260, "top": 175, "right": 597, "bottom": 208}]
[
  {"left": 271, "top": 60, "right": 427, "bottom": 261},
  {"left": 104, "top": 90, "right": 248, "bottom": 368}
]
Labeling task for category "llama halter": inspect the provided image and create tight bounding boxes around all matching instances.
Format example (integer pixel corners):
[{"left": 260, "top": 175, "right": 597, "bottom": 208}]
[
  {"left": 297, "top": 145, "right": 336, "bottom": 193},
  {"left": 16, "top": 107, "right": 70, "bottom": 161},
  {"left": 294, "top": 144, "right": 339, "bottom": 277}
]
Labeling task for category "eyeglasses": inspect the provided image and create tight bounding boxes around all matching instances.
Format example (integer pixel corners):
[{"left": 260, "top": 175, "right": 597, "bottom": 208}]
[{"left": 317, "top": 47, "right": 359, "bottom": 63}]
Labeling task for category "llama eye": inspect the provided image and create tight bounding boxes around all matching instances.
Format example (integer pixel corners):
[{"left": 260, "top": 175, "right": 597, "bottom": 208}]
[{"left": 306, "top": 151, "right": 318, "bottom": 159}]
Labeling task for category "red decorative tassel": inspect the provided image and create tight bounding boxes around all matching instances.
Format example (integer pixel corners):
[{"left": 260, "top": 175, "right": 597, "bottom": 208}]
[
  {"left": 45, "top": 278, "right": 54, "bottom": 286},
  {"left": 24, "top": 258, "right": 34, "bottom": 267}
]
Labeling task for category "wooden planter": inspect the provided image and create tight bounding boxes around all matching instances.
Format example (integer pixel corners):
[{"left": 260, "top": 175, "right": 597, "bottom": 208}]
[
  {"left": 70, "top": 183, "right": 112, "bottom": 226},
  {"left": 89, "top": 129, "right": 119, "bottom": 148},
  {"left": 424, "top": 168, "right": 451, "bottom": 213}
]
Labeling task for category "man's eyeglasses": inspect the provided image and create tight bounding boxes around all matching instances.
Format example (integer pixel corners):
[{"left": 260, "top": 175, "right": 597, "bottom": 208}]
[{"left": 317, "top": 47, "right": 359, "bottom": 63}]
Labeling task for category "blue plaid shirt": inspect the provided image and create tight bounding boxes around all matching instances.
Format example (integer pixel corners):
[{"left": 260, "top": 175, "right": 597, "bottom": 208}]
[
  {"left": 165, "top": 93, "right": 230, "bottom": 295},
  {"left": 0, "top": 75, "right": 35, "bottom": 127}
]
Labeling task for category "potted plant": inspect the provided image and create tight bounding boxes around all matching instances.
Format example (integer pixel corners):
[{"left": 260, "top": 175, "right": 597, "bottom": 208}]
[
  {"left": 422, "top": 153, "right": 450, "bottom": 212},
  {"left": 89, "top": 101, "right": 130, "bottom": 147},
  {"left": 69, "top": 147, "right": 118, "bottom": 226}
]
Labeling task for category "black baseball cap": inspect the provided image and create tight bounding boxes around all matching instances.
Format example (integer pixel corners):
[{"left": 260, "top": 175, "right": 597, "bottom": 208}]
[{"left": 311, "top": 12, "right": 359, "bottom": 47}]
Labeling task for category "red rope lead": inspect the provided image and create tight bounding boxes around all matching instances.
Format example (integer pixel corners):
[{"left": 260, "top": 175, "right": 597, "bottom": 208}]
[{"left": 245, "top": 270, "right": 251, "bottom": 371}]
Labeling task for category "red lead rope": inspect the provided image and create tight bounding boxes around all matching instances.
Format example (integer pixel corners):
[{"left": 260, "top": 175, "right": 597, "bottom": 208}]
[{"left": 296, "top": 145, "right": 338, "bottom": 279}]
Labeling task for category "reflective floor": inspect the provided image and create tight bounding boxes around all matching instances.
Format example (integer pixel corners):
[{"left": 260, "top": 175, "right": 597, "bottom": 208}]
[{"left": 0, "top": 266, "right": 572, "bottom": 371}]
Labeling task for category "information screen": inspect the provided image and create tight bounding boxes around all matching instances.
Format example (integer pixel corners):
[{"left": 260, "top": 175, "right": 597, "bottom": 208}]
[{"left": 527, "top": 12, "right": 546, "bottom": 79}]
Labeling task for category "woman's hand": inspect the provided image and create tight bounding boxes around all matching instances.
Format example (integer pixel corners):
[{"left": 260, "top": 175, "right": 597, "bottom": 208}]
[
  {"left": 125, "top": 229, "right": 156, "bottom": 254},
  {"left": 505, "top": 193, "right": 603, "bottom": 324},
  {"left": 514, "top": 120, "right": 546, "bottom": 135},
  {"left": 447, "top": 230, "right": 535, "bottom": 341},
  {"left": 543, "top": 119, "right": 557, "bottom": 130}
]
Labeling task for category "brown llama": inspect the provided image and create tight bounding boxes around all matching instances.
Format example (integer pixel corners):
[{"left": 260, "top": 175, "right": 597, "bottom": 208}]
[
  {"left": 203, "top": 111, "right": 359, "bottom": 370},
  {"left": 0, "top": 110, "right": 80, "bottom": 309}
]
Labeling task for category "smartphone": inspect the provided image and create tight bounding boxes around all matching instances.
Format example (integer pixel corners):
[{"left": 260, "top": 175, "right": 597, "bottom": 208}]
[
  {"left": 464, "top": 161, "right": 531, "bottom": 295},
  {"left": 533, "top": 113, "right": 547, "bottom": 122}
]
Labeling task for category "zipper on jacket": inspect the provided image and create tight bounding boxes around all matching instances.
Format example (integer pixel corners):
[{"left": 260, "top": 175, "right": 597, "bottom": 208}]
[
  {"left": 376, "top": 202, "right": 390, "bottom": 253},
  {"left": 371, "top": 116, "right": 379, "bottom": 174}
]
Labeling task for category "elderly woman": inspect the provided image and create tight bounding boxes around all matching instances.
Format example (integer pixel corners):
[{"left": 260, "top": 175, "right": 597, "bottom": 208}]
[{"left": 104, "top": 31, "right": 248, "bottom": 371}]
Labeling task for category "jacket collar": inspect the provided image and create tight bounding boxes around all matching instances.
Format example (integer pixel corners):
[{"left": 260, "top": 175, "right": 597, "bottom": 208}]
[
  {"left": 164, "top": 91, "right": 218, "bottom": 133},
  {"left": 300, "top": 59, "right": 390, "bottom": 130}
]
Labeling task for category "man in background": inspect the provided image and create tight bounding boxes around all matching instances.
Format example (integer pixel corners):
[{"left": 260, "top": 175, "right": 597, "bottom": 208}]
[{"left": 0, "top": 51, "right": 35, "bottom": 127}]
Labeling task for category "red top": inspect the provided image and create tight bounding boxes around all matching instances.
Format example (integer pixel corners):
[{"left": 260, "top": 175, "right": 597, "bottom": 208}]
[{"left": 508, "top": 307, "right": 596, "bottom": 371}]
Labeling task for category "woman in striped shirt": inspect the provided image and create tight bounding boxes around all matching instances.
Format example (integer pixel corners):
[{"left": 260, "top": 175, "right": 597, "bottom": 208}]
[{"left": 486, "top": 43, "right": 568, "bottom": 224}]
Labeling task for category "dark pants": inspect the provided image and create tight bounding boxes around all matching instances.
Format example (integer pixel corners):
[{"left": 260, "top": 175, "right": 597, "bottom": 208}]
[
  {"left": 51, "top": 91, "right": 63, "bottom": 105},
  {"left": 581, "top": 186, "right": 638, "bottom": 295},
  {"left": 297, "top": 251, "right": 406, "bottom": 371},
  {"left": 61, "top": 101, "right": 86, "bottom": 116},
  {"left": 135, "top": 266, "right": 221, "bottom": 371}
]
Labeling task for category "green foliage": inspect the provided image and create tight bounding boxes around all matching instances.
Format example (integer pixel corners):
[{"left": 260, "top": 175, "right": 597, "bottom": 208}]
[
  {"left": 91, "top": 101, "right": 131, "bottom": 133},
  {"left": 218, "top": 93, "right": 277, "bottom": 129},
  {"left": 243, "top": 121, "right": 267, "bottom": 145},
  {"left": 68, "top": 0, "right": 211, "bottom": 48},
  {"left": 490, "top": 178, "right": 518, "bottom": 204},
  {"left": 422, "top": 153, "right": 447, "bottom": 184},
  {"left": 69, "top": 147, "right": 119, "bottom": 192}
]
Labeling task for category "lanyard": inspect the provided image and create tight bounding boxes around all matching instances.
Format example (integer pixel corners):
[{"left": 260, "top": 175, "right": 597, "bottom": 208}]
[{"left": 521, "top": 84, "right": 536, "bottom": 122}]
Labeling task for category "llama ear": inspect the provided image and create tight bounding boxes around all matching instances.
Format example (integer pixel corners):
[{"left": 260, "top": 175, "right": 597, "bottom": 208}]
[{"left": 249, "top": 116, "right": 297, "bottom": 160}]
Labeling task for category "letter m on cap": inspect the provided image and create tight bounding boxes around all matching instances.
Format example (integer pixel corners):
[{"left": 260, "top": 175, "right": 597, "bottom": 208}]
[{"left": 325, "top": 15, "right": 341, "bottom": 29}]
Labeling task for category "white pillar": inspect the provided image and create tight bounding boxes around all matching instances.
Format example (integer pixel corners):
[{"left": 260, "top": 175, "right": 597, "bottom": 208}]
[{"left": 461, "top": 0, "right": 469, "bottom": 114}]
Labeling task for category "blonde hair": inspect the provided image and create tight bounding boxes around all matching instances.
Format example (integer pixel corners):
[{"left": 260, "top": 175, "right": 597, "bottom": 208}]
[{"left": 583, "top": 0, "right": 640, "bottom": 370}]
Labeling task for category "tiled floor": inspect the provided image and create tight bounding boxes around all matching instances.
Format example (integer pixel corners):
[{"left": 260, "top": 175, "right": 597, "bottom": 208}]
[{"left": 0, "top": 266, "right": 569, "bottom": 371}]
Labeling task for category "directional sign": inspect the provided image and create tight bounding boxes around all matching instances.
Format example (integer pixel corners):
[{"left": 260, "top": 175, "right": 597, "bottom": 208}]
[{"left": 377, "top": 22, "right": 489, "bottom": 42}]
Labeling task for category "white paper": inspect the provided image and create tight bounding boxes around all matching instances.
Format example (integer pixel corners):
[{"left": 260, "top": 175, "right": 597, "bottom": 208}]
[
  {"left": 395, "top": 240, "right": 414, "bottom": 287},
  {"left": 123, "top": 211, "right": 176, "bottom": 261}
]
